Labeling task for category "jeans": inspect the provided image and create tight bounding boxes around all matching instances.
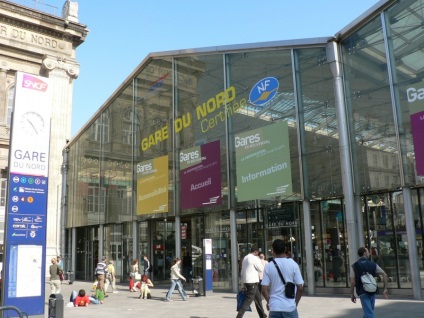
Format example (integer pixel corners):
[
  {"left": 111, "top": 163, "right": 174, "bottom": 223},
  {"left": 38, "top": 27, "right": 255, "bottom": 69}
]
[
  {"left": 359, "top": 293, "right": 376, "bottom": 318},
  {"left": 269, "top": 308, "right": 298, "bottom": 318},
  {"left": 166, "top": 279, "right": 187, "bottom": 300},
  {"left": 236, "top": 283, "right": 267, "bottom": 318}
]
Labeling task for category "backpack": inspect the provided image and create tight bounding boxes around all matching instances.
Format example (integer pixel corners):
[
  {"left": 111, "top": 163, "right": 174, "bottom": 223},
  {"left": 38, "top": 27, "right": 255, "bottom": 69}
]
[
  {"left": 355, "top": 261, "right": 377, "bottom": 293},
  {"left": 360, "top": 272, "right": 377, "bottom": 293}
]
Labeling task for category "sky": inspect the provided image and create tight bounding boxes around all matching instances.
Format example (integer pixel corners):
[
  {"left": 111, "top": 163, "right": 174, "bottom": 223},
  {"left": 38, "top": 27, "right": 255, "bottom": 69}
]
[{"left": 13, "top": 0, "right": 382, "bottom": 137}]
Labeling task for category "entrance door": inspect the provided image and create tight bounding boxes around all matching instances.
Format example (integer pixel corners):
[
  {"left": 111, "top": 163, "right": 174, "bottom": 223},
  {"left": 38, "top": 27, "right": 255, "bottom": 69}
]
[
  {"left": 265, "top": 203, "right": 302, "bottom": 263},
  {"left": 75, "top": 227, "right": 98, "bottom": 281},
  {"left": 152, "top": 220, "right": 175, "bottom": 280},
  {"left": 237, "top": 208, "right": 266, "bottom": 277}
]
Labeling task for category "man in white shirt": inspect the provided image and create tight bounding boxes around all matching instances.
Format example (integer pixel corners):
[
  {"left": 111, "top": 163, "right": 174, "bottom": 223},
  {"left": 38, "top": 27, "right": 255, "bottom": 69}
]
[
  {"left": 237, "top": 246, "right": 267, "bottom": 318},
  {"left": 261, "top": 239, "right": 304, "bottom": 318}
]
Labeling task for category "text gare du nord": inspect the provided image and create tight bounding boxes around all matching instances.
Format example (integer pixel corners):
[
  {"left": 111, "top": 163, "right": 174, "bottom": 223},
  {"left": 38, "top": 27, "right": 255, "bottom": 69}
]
[{"left": 13, "top": 150, "right": 47, "bottom": 171}]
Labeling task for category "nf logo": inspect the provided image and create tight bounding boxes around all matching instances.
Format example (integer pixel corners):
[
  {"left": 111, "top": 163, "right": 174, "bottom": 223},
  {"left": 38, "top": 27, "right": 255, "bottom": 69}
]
[
  {"left": 249, "top": 77, "right": 279, "bottom": 106},
  {"left": 22, "top": 74, "right": 48, "bottom": 92}
]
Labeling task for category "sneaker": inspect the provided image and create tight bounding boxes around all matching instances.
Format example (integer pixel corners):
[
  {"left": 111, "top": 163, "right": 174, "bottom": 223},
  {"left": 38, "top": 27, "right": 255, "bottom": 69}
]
[
  {"left": 113, "top": 291, "right": 119, "bottom": 294},
  {"left": 165, "top": 298, "right": 173, "bottom": 302}
]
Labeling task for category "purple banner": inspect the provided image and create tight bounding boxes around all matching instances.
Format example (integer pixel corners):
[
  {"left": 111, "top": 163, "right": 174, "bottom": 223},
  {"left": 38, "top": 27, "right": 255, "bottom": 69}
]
[
  {"left": 411, "top": 111, "right": 424, "bottom": 175},
  {"left": 180, "top": 140, "right": 222, "bottom": 209}
]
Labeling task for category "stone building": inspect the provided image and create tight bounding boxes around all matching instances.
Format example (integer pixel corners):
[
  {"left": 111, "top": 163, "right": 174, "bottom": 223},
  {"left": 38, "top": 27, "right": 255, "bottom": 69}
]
[{"left": 0, "top": 0, "right": 87, "bottom": 267}]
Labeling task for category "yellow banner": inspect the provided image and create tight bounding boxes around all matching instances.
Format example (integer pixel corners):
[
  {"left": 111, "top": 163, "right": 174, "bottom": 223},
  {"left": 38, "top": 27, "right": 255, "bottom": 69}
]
[{"left": 136, "top": 155, "right": 168, "bottom": 215}]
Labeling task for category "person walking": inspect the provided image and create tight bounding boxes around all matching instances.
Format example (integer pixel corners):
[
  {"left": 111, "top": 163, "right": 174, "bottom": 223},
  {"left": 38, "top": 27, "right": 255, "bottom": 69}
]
[
  {"left": 237, "top": 246, "right": 266, "bottom": 318},
  {"left": 105, "top": 259, "right": 118, "bottom": 294},
  {"left": 350, "top": 247, "right": 388, "bottom": 318},
  {"left": 165, "top": 258, "right": 187, "bottom": 301},
  {"left": 143, "top": 255, "right": 151, "bottom": 278},
  {"left": 130, "top": 259, "right": 140, "bottom": 292},
  {"left": 261, "top": 239, "right": 304, "bottom": 318},
  {"left": 95, "top": 256, "right": 108, "bottom": 296},
  {"left": 182, "top": 252, "right": 193, "bottom": 283},
  {"left": 258, "top": 252, "right": 268, "bottom": 292},
  {"left": 49, "top": 257, "right": 62, "bottom": 294}
]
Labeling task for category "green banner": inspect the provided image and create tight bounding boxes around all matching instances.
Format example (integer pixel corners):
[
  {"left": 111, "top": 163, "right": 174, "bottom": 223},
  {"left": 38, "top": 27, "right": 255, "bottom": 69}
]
[{"left": 235, "top": 121, "right": 292, "bottom": 201}]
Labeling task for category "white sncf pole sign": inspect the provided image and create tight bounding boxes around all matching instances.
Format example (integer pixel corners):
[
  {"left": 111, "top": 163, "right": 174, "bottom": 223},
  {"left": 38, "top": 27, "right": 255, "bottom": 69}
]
[{"left": 3, "top": 72, "right": 52, "bottom": 317}]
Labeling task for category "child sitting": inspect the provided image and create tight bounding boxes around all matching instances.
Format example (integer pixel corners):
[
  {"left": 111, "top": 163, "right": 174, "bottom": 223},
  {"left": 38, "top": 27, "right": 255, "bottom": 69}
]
[
  {"left": 90, "top": 283, "right": 105, "bottom": 304},
  {"left": 73, "top": 289, "right": 90, "bottom": 307}
]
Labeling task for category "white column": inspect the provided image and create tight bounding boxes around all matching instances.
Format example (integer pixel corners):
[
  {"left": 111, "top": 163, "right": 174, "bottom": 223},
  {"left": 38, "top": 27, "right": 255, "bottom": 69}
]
[{"left": 42, "top": 55, "right": 79, "bottom": 264}]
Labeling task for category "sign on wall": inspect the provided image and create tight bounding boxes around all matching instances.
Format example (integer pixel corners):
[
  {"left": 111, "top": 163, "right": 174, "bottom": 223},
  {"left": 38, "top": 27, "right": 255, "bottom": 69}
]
[
  {"left": 180, "top": 140, "right": 222, "bottom": 209},
  {"left": 235, "top": 121, "right": 292, "bottom": 202},
  {"left": 3, "top": 72, "right": 52, "bottom": 316},
  {"left": 136, "top": 155, "right": 169, "bottom": 214}
]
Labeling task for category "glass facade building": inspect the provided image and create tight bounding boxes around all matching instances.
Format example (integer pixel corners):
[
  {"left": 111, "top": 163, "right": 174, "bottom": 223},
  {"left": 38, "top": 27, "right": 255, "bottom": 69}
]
[{"left": 64, "top": 0, "right": 424, "bottom": 297}]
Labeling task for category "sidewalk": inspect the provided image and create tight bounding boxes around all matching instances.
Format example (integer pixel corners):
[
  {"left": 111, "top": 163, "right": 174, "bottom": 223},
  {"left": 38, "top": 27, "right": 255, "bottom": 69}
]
[{"left": 34, "top": 280, "right": 423, "bottom": 318}]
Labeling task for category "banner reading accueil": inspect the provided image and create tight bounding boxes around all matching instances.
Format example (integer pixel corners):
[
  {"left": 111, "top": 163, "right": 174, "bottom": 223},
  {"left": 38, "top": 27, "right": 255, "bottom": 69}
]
[
  {"left": 3, "top": 72, "right": 52, "bottom": 316},
  {"left": 235, "top": 121, "right": 292, "bottom": 202},
  {"left": 137, "top": 155, "right": 169, "bottom": 214},
  {"left": 180, "top": 140, "right": 222, "bottom": 209}
]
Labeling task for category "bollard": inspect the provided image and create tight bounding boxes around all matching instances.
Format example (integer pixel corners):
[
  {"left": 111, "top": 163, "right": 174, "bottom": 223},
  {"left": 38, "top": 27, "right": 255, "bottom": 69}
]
[
  {"left": 67, "top": 270, "right": 74, "bottom": 284},
  {"left": 48, "top": 294, "right": 64, "bottom": 318}
]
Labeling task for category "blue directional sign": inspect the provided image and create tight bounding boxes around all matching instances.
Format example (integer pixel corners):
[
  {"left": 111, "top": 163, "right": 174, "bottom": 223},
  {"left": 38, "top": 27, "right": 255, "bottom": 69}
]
[{"left": 3, "top": 72, "right": 52, "bottom": 316}]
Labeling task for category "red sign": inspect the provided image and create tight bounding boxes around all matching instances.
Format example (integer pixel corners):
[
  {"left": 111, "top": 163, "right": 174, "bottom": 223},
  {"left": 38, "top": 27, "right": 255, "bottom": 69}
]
[{"left": 154, "top": 244, "right": 163, "bottom": 250}]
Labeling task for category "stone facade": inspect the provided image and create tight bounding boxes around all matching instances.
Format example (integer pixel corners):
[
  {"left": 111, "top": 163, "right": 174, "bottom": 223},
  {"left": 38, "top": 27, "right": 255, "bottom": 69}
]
[{"left": 0, "top": 0, "right": 87, "bottom": 270}]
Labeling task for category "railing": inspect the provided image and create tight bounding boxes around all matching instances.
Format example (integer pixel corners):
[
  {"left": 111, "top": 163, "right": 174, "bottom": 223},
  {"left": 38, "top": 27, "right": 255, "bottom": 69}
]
[
  {"left": 7, "top": 0, "right": 58, "bottom": 16},
  {"left": 0, "top": 305, "right": 28, "bottom": 318}
]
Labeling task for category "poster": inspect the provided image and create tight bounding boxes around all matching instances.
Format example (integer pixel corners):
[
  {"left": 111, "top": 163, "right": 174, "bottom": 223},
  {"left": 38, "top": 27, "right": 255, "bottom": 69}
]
[
  {"left": 407, "top": 83, "right": 424, "bottom": 175},
  {"left": 235, "top": 121, "right": 292, "bottom": 201},
  {"left": 180, "top": 140, "right": 222, "bottom": 209},
  {"left": 136, "top": 155, "right": 169, "bottom": 214}
]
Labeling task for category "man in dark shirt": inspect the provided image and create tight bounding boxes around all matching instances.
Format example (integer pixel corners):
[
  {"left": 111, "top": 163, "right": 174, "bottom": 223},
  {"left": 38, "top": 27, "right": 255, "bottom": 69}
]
[{"left": 350, "top": 247, "right": 388, "bottom": 318}]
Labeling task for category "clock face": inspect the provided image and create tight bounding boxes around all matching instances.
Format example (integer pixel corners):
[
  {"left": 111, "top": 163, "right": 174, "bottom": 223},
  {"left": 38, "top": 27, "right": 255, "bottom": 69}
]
[{"left": 20, "top": 111, "right": 45, "bottom": 135}]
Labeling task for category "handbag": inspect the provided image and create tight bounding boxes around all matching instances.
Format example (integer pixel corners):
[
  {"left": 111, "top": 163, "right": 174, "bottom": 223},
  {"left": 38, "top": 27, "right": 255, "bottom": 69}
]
[
  {"left": 272, "top": 259, "right": 296, "bottom": 299},
  {"left": 57, "top": 266, "right": 64, "bottom": 281},
  {"left": 236, "top": 288, "right": 252, "bottom": 312},
  {"left": 135, "top": 273, "right": 142, "bottom": 280}
]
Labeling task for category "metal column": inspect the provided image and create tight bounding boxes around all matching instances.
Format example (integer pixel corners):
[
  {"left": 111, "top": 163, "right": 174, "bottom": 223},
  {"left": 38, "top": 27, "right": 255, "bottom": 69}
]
[{"left": 326, "top": 41, "right": 359, "bottom": 269}]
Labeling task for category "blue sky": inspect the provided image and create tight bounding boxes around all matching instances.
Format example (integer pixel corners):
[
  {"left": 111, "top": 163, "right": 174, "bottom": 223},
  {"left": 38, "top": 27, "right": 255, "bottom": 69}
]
[{"left": 13, "top": 0, "right": 382, "bottom": 136}]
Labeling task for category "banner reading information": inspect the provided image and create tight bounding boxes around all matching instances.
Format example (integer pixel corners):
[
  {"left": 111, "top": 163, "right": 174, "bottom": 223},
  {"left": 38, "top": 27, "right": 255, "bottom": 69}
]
[
  {"left": 137, "top": 155, "right": 169, "bottom": 214},
  {"left": 235, "top": 121, "right": 292, "bottom": 202},
  {"left": 180, "top": 140, "right": 222, "bottom": 209}
]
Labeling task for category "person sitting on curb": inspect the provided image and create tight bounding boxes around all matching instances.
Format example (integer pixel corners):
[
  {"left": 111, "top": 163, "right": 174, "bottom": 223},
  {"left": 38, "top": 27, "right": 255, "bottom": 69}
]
[{"left": 139, "top": 274, "right": 154, "bottom": 299}]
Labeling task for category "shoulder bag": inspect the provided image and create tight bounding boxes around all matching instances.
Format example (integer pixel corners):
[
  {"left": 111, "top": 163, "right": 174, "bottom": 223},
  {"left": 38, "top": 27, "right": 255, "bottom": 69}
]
[{"left": 272, "top": 259, "right": 295, "bottom": 299}]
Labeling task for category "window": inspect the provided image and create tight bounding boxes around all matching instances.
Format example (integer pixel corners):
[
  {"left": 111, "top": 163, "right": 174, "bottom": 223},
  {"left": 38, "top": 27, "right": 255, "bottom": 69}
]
[
  {"left": 122, "top": 123, "right": 132, "bottom": 144},
  {"left": 90, "top": 113, "right": 110, "bottom": 143},
  {"left": 374, "top": 175, "right": 380, "bottom": 188},
  {"left": 372, "top": 153, "right": 378, "bottom": 167},
  {"left": 383, "top": 155, "right": 389, "bottom": 168},
  {"left": 7, "top": 86, "right": 14, "bottom": 126},
  {"left": 0, "top": 179, "right": 7, "bottom": 206},
  {"left": 87, "top": 186, "right": 105, "bottom": 213}
]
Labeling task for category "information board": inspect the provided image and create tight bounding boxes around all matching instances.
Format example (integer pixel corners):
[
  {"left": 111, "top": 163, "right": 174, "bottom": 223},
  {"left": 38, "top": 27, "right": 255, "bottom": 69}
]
[{"left": 3, "top": 72, "right": 51, "bottom": 316}]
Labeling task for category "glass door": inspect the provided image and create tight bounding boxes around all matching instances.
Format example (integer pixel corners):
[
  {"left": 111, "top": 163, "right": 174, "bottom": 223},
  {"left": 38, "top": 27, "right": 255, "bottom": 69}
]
[
  {"left": 152, "top": 220, "right": 175, "bottom": 280},
  {"left": 75, "top": 227, "right": 98, "bottom": 281}
]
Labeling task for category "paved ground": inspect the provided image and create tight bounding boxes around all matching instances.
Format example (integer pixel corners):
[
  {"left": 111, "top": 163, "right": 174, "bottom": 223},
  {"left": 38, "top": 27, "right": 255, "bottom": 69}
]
[{"left": 11, "top": 280, "right": 423, "bottom": 318}]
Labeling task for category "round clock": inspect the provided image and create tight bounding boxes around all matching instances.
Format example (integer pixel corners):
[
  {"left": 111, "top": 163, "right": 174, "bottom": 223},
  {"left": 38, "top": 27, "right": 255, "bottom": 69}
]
[{"left": 20, "top": 111, "right": 45, "bottom": 135}]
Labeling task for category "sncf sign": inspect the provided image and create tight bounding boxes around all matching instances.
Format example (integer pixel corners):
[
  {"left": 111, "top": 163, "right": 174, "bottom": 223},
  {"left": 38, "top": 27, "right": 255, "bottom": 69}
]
[{"left": 22, "top": 74, "right": 48, "bottom": 92}]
